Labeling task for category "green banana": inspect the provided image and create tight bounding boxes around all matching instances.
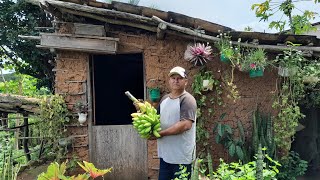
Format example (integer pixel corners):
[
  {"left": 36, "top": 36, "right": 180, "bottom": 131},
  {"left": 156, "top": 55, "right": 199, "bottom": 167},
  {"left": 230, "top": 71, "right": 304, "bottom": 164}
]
[{"left": 153, "top": 130, "right": 161, "bottom": 138}]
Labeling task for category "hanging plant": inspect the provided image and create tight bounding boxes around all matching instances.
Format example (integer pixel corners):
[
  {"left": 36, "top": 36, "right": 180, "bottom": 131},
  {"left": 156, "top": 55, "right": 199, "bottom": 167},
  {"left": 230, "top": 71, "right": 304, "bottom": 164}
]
[{"left": 184, "top": 42, "right": 213, "bottom": 66}]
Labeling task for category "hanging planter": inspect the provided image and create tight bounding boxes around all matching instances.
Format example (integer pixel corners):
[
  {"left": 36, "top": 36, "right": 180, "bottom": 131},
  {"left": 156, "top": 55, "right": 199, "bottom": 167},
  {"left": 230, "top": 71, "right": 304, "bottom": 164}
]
[
  {"left": 202, "top": 79, "right": 214, "bottom": 91},
  {"left": 249, "top": 68, "right": 264, "bottom": 78},
  {"left": 220, "top": 53, "right": 230, "bottom": 63},
  {"left": 184, "top": 43, "right": 213, "bottom": 66},
  {"left": 78, "top": 113, "right": 87, "bottom": 125},
  {"left": 302, "top": 76, "right": 320, "bottom": 84},
  {"left": 278, "top": 66, "right": 297, "bottom": 77},
  {"left": 149, "top": 88, "right": 161, "bottom": 102}
]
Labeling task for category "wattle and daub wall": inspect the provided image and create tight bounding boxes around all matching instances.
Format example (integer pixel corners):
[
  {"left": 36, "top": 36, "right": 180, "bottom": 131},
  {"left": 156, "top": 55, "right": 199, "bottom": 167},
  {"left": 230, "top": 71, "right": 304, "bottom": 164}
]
[{"left": 54, "top": 25, "right": 277, "bottom": 179}]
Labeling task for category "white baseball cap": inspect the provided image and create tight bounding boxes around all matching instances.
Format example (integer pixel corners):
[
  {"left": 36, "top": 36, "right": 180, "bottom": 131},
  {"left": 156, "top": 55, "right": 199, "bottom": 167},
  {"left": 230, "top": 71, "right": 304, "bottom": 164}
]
[{"left": 168, "top": 66, "right": 187, "bottom": 78}]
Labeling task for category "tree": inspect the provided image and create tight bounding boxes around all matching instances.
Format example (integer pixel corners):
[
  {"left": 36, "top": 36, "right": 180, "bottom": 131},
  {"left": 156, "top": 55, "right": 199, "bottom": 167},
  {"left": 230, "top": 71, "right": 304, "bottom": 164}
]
[
  {"left": 0, "top": 0, "right": 55, "bottom": 90},
  {"left": 251, "top": 0, "right": 318, "bottom": 34}
]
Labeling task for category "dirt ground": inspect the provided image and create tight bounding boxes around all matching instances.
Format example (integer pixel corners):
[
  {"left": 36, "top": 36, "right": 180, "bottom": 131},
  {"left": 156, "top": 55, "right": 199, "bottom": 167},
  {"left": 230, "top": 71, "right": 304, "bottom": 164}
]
[{"left": 17, "top": 164, "right": 49, "bottom": 180}]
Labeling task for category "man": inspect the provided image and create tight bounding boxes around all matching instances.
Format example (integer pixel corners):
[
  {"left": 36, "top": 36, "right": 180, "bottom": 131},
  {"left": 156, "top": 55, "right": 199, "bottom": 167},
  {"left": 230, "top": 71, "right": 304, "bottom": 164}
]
[{"left": 156, "top": 66, "right": 197, "bottom": 180}]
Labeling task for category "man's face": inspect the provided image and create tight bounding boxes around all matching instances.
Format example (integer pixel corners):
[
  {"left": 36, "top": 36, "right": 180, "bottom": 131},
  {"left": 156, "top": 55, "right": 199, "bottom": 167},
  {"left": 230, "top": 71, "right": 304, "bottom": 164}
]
[{"left": 169, "top": 74, "right": 187, "bottom": 91}]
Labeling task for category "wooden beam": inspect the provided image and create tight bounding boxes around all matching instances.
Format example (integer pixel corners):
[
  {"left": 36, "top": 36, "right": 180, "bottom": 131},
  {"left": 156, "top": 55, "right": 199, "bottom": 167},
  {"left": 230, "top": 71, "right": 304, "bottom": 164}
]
[
  {"left": 23, "top": 113, "right": 31, "bottom": 161},
  {"left": 152, "top": 16, "right": 320, "bottom": 55},
  {"left": 27, "top": 0, "right": 156, "bottom": 25},
  {"left": 156, "top": 22, "right": 167, "bottom": 40},
  {"left": 57, "top": 7, "right": 157, "bottom": 33},
  {"left": 0, "top": 94, "right": 40, "bottom": 114},
  {"left": 18, "top": 35, "right": 41, "bottom": 40},
  {"left": 152, "top": 16, "right": 220, "bottom": 42},
  {"left": 38, "top": 33, "right": 118, "bottom": 54}
]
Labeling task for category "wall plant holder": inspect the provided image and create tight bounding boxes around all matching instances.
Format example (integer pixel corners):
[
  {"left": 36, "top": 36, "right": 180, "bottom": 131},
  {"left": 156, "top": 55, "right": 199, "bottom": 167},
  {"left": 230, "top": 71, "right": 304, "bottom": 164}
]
[{"left": 149, "top": 88, "right": 161, "bottom": 102}]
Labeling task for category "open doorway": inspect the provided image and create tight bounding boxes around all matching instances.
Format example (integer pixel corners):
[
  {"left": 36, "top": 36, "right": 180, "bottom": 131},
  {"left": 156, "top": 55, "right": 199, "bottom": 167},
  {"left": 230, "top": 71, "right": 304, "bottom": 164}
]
[
  {"left": 90, "top": 53, "right": 148, "bottom": 180},
  {"left": 91, "top": 53, "right": 144, "bottom": 125}
]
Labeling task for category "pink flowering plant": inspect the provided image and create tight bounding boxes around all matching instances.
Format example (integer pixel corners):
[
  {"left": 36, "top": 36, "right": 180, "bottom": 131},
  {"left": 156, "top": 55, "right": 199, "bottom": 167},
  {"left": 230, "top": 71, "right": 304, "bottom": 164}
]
[
  {"left": 242, "top": 48, "right": 268, "bottom": 71},
  {"left": 184, "top": 42, "right": 213, "bottom": 66}
]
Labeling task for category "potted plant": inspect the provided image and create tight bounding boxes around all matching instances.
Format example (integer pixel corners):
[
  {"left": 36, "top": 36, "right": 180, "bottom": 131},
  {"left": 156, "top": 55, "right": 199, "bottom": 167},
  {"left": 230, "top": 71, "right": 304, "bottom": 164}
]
[
  {"left": 302, "top": 62, "right": 320, "bottom": 83},
  {"left": 275, "top": 48, "right": 303, "bottom": 77},
  {"left": 215, "top": 32, "right": 234, "bottom": 63},
  {"left": 242, "top": 48, "right": 268, "bottom": 78},
  {"left": 184, "top": 42, "right": 213, "bottom": 66},
  {"left": 192, "top": 71, "right": 216, "bottom": 95},
  {"left": 74, "top": 101, "right": 88, "bottom": 125}
]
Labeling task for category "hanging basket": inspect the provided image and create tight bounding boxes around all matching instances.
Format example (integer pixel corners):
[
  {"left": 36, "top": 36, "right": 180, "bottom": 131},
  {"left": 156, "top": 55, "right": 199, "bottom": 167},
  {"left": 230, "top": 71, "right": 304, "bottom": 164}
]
[
  {"left": 149, "top": 88, "right": 161, "bottom": 102},
  {"left": 249, "top": 68, "right": 264, "bottom": 78},
  {"left": 220, "top": 53, "right": 230, "bottom": 63},
  {"left": 278, "top": 66, "right": 297, "bottom": 77},
  {"left": 302, "top": 76, "right": 320, "bottom": 84}
]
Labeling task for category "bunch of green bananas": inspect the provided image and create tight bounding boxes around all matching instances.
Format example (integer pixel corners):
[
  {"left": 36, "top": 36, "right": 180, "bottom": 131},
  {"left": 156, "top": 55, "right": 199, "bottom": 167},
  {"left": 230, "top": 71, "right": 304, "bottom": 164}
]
[{"left": 131, "top": 101, "right": 161, "bottom": 139}]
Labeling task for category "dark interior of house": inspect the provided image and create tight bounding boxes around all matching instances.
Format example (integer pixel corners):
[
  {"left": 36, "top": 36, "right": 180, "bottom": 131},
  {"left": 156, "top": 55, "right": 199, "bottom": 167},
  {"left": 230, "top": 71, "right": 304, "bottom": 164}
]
[{"left": 92, "top": 53, "right": 144, "bottom": 125}]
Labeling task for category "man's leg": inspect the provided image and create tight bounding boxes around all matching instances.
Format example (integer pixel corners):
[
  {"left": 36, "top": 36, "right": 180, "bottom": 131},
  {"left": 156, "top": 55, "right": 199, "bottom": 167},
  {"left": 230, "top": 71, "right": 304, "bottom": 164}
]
[
  {"left": 172, "top": 163, "right": 192, "bottom": 180},
  {"left": 158, "top": 158, "right": 173, "bottom": 180}
]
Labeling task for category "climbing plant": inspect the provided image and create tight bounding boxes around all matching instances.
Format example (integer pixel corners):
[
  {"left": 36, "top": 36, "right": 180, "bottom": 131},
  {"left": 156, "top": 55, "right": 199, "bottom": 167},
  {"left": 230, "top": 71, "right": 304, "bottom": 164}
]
[{"left": 37, "top": 94, "right": 70, "bottom": 160}]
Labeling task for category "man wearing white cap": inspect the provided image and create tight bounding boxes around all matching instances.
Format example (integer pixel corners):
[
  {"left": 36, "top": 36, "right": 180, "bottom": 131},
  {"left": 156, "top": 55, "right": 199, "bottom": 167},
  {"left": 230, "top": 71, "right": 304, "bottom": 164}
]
[{"left": 156, "top": 66, "right": 197, "bottom": 180}]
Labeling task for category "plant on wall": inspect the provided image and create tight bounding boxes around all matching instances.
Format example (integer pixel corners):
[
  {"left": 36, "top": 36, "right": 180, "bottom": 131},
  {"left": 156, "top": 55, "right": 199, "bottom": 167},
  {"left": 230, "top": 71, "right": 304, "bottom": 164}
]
[
  {"left": 192, "top": 70, "right": 224, "bottom": 173},
  {"left": 242, "top": 48, "right": 268, "bottom": 78},
  {"left": 215, "top": 31, "right": 234, "bottom": 63},
  {"left": 184, "top": 43, "right": 213, "bottom": 66},
  {"left": 213, "top": 113, "right": 248, "bottom": 162},
  {"left": 37, "top": 94, "right": 70, "bottom": 160}
]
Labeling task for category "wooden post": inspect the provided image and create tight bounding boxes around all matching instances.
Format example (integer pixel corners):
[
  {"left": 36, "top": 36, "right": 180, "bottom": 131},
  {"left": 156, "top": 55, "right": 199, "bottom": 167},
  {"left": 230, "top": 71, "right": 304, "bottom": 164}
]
[
  {"left": 156, "top": 22, "right": 167, "bottom": 40},
  {"left": 23, "top": 113, "right": 31, "bottom": 161},
  {"left": 0, "top": 112, "right": 8, "bottom": 128}
]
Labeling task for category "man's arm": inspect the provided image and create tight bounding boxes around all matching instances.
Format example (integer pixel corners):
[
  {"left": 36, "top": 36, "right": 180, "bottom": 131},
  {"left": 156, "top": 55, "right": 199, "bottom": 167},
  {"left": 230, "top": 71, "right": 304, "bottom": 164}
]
[{"left": 159, "top": 119, "right": 193, "bottom": 137}]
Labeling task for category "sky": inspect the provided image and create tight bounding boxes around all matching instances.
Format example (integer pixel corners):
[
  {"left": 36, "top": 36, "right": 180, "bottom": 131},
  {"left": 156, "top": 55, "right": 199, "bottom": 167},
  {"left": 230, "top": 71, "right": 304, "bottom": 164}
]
[{"left": 125, "top": 0, "right": 320, "bottom": 33}]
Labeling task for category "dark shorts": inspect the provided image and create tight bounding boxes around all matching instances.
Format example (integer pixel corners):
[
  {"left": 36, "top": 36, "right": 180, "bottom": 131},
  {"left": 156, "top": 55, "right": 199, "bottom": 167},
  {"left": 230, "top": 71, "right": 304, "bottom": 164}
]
[{"left": 158, "top": 158, "right": 192, "bottom": 180}]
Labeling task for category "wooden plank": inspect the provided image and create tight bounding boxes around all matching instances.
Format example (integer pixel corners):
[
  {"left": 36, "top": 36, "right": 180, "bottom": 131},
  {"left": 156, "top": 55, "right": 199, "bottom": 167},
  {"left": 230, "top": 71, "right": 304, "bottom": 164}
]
[
  {"left": 141, "top": 7, "right": 169, "bottom": 21},
  {"left": 112, "top": 1, "right": 142, "bottom": 15},
  {"left": 73, "top": 23, "right": 106, "bottom": 37},
  {"left": 91, "top": 125, "right": 148, "bottom": 180},
  {"left": 39, "top": 33, "right": 118, "bottom": 53},
  {"left": 194, "top": 18, "right": 233, "bottom": 33}
]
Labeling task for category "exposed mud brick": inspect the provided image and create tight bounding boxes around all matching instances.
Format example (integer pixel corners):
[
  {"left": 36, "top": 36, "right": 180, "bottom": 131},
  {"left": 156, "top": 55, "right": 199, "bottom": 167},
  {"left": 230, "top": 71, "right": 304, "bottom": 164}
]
[{"left": 55, "top": 23, "right": 280, "bottom": 178}]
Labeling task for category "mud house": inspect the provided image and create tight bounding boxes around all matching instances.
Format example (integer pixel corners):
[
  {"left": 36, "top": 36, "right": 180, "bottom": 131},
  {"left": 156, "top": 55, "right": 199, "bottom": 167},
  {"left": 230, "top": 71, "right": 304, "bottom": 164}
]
[{"left": 21, "top": 0, "right": 320, "bottom": 179}]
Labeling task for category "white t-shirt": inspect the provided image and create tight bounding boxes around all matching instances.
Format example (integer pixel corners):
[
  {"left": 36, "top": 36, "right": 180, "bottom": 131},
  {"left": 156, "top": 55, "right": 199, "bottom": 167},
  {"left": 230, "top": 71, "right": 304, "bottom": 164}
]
[{"left": 157, "top": 91, "right": 197, "bottom": 164}]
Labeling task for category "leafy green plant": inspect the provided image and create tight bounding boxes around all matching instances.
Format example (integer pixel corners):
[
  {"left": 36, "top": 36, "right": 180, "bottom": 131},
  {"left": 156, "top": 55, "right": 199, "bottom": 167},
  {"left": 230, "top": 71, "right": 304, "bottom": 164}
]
[
  {"left": 212, "top": 147, "right": 281, "bottom": 180},
  {"left": 251, "top": 0, "right": 318, "bottom": 34},
  {"left": 215, "top": 31, "right": 234, "bottom": 60},
  {"left": 213, "top": 114, "right": 248, "bottom": 162},
  {"left": 251, "top": 110, "right": 276, "bottom": 159},
  {"left": 37, "top": 160, "right": 112, "bottom": 180},
  {"left": 242, "top": 48, "right": 268, "bottom": 72},
  {"left": 37, "top": 95, "right": 70, "bottom": 161},
  {"left": 74, "top": 101, "right": 88, "bottom": 113},
  {"left": 192, "top": 71, "right": 218, "bottom": 95},
  {"left": 1, "top": 151, "right": 20, "bottom": 180},
  {"left": 302, "top": 61, "right": 320, "bottom": 83},
  {"left": 174, "top": 165, "right": 190, "bottom": 180},
  {"left": 277, "top": 151, "right": 308, "bottom": 180}
]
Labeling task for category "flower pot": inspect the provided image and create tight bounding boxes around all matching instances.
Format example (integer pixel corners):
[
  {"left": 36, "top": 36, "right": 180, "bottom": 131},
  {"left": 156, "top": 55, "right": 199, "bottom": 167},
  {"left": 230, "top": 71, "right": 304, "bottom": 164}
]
[
  {"left": 249, "top": 68, "right": 264, "bottom": 78},
  {"left": 220, "top": 53, "right": 230, "bottom": 63},
  {"left": 278, "top": 66, "right": 297, "bottom": 77},
  {"left": 78, "top": 113, "right": 87, "bottom": 125},
  {"left": 303, "top": 76, "right": 320, "bottom": 83},
  {"left": 202, "top": 79, "right": 213, "bottom": 91},
  {"left": 149, "top": 88, "right": 160, "bottom": 102}
]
